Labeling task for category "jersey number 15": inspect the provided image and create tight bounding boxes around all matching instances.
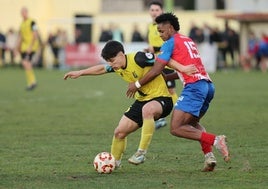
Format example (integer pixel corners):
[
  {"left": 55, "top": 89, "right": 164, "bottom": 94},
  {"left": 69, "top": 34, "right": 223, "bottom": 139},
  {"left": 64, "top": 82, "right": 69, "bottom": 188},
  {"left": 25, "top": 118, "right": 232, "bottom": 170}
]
[{"left": 184, "top": 41, "right": 200, "bottom": 59}]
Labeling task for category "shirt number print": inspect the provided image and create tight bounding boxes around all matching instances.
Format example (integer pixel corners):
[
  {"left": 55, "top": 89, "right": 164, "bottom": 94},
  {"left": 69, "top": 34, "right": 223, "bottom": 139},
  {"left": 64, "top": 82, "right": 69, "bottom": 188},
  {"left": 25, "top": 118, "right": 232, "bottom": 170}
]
[{"left": 184, "top": 41, "right": 201, "bottom": 59}]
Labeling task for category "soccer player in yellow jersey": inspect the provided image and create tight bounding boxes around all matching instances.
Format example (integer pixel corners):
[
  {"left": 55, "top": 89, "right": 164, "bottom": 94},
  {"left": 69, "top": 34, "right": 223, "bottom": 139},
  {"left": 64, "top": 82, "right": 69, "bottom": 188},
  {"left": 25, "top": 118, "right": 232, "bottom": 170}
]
[
  {"left": 16, "top": 7, "right": 39, "bottom": 90},
  {"left": 64, "top": 40, "right": 173, "bottom": 167},
  {"left": 146, "top": 1, "right": 178, "bottom": 129}
]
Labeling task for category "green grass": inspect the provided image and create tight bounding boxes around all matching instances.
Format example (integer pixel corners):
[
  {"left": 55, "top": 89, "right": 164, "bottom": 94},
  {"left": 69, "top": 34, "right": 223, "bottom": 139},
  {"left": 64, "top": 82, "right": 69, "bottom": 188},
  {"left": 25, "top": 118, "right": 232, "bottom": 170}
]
[{"left": 0, "top": 67, "right": 268, "bottom": 189}]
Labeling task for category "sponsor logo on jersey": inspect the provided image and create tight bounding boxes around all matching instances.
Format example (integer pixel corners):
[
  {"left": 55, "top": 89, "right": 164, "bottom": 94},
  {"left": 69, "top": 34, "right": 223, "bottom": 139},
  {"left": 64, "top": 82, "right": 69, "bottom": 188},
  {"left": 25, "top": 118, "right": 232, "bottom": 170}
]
[{"left": 145, "top": 53, "right": 153, "bottom": 59}]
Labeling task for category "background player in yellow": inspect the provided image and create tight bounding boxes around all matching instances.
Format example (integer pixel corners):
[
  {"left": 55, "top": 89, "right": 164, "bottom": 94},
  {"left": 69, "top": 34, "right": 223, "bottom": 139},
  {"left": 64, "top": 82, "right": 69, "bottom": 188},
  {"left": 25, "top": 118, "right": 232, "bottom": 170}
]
[
  {"left": 145, "top": 1, "right": 178, "bottom": 129},
  {"left": 16, "top": 7, "right": 39, "bottom": 90}
]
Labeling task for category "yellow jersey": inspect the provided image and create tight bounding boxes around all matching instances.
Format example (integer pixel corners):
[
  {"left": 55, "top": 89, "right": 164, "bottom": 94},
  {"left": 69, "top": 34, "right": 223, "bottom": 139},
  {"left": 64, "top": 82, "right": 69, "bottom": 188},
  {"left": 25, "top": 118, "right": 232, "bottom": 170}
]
[
  {"left": 148, "top": 23, "right": 163, "bottom": 51},
  {"left": 148, "top": 23, "right": 175, "bottom": 73},
  {"left": 19, "top": 18, "right": 39, "bottom": 52},
  {"left": 105, "top": 52, "right": 170, "bottom": 101}
]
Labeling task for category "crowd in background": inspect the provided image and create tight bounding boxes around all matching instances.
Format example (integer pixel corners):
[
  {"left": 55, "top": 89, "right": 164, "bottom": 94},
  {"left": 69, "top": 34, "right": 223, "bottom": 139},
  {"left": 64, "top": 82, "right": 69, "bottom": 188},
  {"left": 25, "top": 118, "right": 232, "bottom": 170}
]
[
  {"left": 47, "top": 29, "right": 68, "bottom": 69},
  {"left": 0, "top": 20, "right": 267, "bottom": 72},
  {"left": 0, "top": 28, "right": 18, "bottom": 67},
  {"left": 0, "top": 27, "right": 68, "bottom": 69},
  {"left": 183, "top": 21, "right": 267, "bottom": 72}
]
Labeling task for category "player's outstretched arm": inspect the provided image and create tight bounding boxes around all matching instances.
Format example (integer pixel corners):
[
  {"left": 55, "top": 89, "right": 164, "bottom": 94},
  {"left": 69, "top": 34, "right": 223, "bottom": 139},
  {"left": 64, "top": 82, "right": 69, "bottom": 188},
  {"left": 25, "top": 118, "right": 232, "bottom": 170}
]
[
  {"left": 167, "top": 59, "right": 198, "bottom": 75},
  {"left": 63, "top": 64, "right": 107, "bottom": 80}
]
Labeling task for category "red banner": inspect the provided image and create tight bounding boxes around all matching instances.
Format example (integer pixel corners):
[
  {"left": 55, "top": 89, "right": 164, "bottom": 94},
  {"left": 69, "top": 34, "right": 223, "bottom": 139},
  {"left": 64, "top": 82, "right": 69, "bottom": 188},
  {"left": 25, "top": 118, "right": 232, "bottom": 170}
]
[{"left": 65, "top": 43, "right": 101, "bottom": 67}]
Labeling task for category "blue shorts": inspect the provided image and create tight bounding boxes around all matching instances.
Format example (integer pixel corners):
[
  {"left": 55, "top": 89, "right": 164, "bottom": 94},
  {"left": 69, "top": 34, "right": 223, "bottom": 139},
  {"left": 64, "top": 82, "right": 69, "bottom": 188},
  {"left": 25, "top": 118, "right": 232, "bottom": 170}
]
[{"left": 174, "top": 80, "right": 215, "bottom": 117}]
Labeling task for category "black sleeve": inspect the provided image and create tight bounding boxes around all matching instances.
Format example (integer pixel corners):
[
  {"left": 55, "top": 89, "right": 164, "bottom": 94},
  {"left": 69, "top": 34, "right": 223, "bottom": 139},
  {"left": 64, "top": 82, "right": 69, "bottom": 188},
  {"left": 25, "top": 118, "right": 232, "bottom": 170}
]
[
  {"left": 134, "top": 51, "right": 155, "bottom": 68},
  {"left": 31, "top": 21, "right": 37, "bottom": 31}
]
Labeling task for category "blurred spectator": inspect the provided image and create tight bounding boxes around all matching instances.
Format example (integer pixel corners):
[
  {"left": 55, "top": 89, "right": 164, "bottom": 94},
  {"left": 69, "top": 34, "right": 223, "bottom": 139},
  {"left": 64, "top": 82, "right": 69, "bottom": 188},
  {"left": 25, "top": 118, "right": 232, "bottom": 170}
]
[
  {"left": 188, "top": 21, "right": 199, "bottom": 42},
  {"left": 99, "top": 25, "right": 112, "bottom": 42},
  {"left": 57, "top": 30, "right": 68, "bottom": 48},
  {"left": 33, "top": 28, "right": 44, "bottom": 68},
  {"left": 47, "top": 29, "right": 61, "bottom": 68},
  {"left": 57, "top": 29, "right": 68, "bottom": 69},
  {"left": 209, "top": 26, "right": 222, "bottom": 44},
  {"left": 239, "top": 31, "right": 259, "bottom": 72},
  {"left": 188, "top": 22, "right": 206, "bottom": 44},
  {"left": 46, "top": 29, "right": 67, "bottom": 69},
  {"left": 194, "top": 28, "right": 205, "bottom": 44},
  {"left": 6, "top": 28, "right": 18, "bottom": 66},
  {"left": 195, "top": 23, "right": 219, "bottom": 73},
  {"left": 189, "top": 23, "right": 205, "bottom": 44},
  {"left": 259, "top": 33, "right": 268, "bottom": 72},
  {"left": 75, "top": 28, "right": 84, "bottom": 43},
  {"left": 111, "top": 23, "right": 124, "bottom": 43},
  {"left": 221, "top": 22, "right": 239, "bottom": 68},
  {"left": 202, "top": 23, "right": 211, "bottom": 43},
  {"left": 131, "top": 24, "right": 144, "bottom": 42},
  {"left": 0, "top": 30, "right": 6, "bottom": 66}
]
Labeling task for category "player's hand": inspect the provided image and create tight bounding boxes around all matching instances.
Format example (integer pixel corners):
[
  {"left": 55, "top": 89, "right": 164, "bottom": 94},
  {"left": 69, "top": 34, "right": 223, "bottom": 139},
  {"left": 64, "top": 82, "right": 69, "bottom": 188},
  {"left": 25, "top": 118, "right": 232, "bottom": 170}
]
[
  {"left": 126, "top": 82, "right": 137, "bottom": 98},
  {"left": 167, "top": 59, "right": 198, "bottom": 75},
  {"left": 143, "top": 48, "right": 149, "bottom": 53},
  {"left": 144, "top": 46, "right": 154, "bottom": 53},
  {"left": 182, "top": 64, "right": 198, "bottom": 76},
  {"left": 63, "top": 71, "right": 82, "bottom": 80}
]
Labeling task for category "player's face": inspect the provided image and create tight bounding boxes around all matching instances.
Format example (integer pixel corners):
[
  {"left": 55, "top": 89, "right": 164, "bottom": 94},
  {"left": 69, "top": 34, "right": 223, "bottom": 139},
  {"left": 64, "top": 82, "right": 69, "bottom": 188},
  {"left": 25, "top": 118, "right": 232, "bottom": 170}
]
[
  {"left": 149, "top": 5, "right": 163, "bottom": 22},
  {"left": 106, "top": 52, "right": 126, "bottom": 70},
  {"left": 21, "top": 7, "right": 28, "bottom": 19},
  {"left": 157, "top": 23, "right": 173, "bottom": 41}
]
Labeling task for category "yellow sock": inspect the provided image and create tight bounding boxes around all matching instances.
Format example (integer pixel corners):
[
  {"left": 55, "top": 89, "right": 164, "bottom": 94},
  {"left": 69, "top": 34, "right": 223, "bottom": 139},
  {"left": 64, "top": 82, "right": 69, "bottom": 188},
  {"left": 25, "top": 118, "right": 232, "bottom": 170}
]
[
  {"left": 171, "top": 92, "right": 178, "bottom": 105},
  {"left": 29, "top": 69, "right": 36, "bottom": 84},
  {"left": 138, "top": 119, "right": 155, "bottom": 150},
  {"left": 25, "top": 69, "right": 36, "bottom": 86},
  {"left": 111, "top": 136, "right": 127, "bottom": 161}
]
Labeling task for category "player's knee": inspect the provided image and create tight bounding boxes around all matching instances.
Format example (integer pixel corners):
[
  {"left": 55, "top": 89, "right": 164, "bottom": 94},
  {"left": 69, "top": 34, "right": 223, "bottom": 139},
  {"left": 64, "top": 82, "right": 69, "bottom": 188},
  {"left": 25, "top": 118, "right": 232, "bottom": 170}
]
[
  {"left": 142, "top": 107, "right": 155, "bottom": 118},
  {"left": 114, "top": 129, "right": 127, "bottom": 139},
  {"left": 170, "top": 123, "right": 182, "bottom": 137},
  {"left": 170, "top": 127, "right": 177, "bottom": 136}
]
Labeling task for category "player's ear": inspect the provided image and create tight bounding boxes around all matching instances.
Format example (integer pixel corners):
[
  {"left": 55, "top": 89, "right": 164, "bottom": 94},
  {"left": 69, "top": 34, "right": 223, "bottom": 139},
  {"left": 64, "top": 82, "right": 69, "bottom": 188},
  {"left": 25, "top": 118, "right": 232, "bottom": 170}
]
[
  {"left": 168, "top": 24, "right": 173, "bottom": 32},
  {"left": 118, "top": 51, "right": 125, "bottom": 57}
]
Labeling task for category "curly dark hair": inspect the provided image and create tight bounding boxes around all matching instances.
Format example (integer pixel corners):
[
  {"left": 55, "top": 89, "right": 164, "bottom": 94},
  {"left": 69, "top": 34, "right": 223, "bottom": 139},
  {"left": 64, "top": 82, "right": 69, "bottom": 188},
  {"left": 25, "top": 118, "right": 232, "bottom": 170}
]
[
  {"left": 155, "top": 12, "right": 180, "bottom": 31},
  {"left": 101, "top": 40, "right": 125, "bottom": 60}
]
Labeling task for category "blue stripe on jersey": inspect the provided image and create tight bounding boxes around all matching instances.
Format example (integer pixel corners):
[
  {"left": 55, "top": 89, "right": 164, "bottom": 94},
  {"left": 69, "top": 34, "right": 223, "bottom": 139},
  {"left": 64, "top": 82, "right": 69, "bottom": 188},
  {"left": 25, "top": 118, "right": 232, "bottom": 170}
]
[{"left": 157, "top": 37, "right": 175, "bottom": 63}]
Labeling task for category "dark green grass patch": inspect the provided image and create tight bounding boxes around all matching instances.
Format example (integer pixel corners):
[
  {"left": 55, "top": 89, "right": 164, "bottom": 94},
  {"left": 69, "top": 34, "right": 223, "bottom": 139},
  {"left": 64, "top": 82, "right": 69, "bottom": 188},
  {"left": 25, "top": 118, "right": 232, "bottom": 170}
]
[{"left": 0, "top": 68, "right": 267, "bottom": 189}]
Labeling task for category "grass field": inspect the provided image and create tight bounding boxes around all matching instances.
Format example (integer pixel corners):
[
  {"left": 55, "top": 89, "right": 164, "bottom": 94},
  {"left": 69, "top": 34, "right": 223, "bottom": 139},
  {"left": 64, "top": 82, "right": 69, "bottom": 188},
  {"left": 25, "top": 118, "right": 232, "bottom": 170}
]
[{"left": 0, "top": 67, "right": 268, "bottom": 189}]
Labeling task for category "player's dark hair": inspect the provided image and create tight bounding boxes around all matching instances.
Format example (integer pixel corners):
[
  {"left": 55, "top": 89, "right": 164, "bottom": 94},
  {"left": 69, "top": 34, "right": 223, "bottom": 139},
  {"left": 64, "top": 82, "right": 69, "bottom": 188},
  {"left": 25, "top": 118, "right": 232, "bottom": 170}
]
[
  {"left": 155, "top": 12, "right": 180, "bottom": 31},
  {"left": 101, "top": 40, "right": 125, "bottom": 60},
  {"left": 149, "top": 0, "right": 163, "bottom": 9}
]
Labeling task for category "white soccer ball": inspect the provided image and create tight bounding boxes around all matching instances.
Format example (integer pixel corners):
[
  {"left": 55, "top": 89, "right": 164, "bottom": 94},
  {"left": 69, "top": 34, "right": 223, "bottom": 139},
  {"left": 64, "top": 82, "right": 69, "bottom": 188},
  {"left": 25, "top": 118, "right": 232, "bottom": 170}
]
[{"left": 93, "top": 152, "right": 115, "bottom": 174}]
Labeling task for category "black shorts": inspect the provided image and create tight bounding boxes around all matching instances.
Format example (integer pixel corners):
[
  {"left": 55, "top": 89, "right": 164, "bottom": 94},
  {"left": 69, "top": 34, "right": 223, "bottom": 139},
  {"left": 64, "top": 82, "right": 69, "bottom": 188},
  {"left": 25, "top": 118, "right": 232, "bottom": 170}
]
[
  {"left": 124, "top": 96, "right": 173, "bottom": 127},
  {"left": 21, "top": 52, "right": 35, "bottom": 61},
  {"left": 162, "top": 68, "right": 176, "bottom": 88}
]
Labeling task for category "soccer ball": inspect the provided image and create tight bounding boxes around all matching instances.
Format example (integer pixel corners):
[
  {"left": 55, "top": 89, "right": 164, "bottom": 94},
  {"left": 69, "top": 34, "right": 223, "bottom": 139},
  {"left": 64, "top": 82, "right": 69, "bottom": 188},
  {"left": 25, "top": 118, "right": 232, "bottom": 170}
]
[{"left": 93, "top": 152, "right": 115, "bottom": 174}]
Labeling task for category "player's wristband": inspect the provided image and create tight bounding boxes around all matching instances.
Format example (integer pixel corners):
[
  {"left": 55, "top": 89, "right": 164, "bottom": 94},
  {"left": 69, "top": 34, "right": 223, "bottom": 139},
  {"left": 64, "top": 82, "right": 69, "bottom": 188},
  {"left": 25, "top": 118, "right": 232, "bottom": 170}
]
[{"left": 135, "top": 80, "right": 141, "bottom": 89}]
